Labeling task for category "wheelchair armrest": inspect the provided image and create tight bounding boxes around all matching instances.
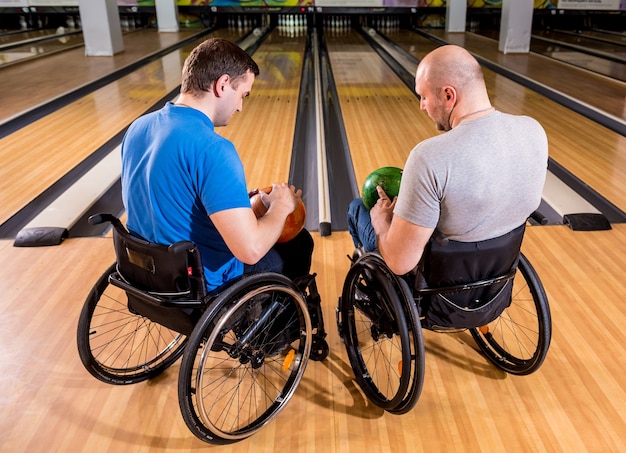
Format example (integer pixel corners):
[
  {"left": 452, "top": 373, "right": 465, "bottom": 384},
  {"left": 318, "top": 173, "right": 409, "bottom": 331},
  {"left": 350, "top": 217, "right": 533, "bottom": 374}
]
[
  {"left": 88, "top": 214, "right": 128, "bottom": 238},
  {"left": 108, "top": 272, "right": 205, "bottom": 308},
  {"left": 169, "top": 241, "right": 196, "bottom": 255},
  {"left": 88, "top": 213, "right": 117, "bottom": 226},
  {"left": 89, "top": 214, "right": 195, "bottom": 256}
]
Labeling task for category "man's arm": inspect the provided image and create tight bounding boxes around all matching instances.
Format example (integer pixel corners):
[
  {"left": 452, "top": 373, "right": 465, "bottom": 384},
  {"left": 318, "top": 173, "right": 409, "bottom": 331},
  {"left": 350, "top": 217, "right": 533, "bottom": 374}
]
[
  {"left": 371, "top": 185, "right": 434, "bottom": 275},
  {"left": 210, "top": 183, "right": 298, "bottom": 265}
]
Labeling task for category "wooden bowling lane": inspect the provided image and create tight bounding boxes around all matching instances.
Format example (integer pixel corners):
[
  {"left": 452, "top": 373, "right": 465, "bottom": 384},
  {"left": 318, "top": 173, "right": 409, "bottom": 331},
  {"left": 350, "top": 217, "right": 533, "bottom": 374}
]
[
  {"left": 0, "top": 28, "right": 63, "bottom": 46},
  {"left": 2, "top": 222, "right": 626, "bottom": 452},
  {"left": 385, "top": 28, "right": 626, "bottom": 217},
  {"left": 0, "top": 29, "right": 84, "bottom": 70},
  {"left": 579, "top": 28, "right": 626, "bottom": 46},
  {"left": 0, "top": 28, "right": 243, "bottom": 228},
  {"left": 529, "top": 37, "right": 626, "bottom": 83},
  {"left": 322, "top": 29, "right": 431, "bottom": 192},
  {"left": 0, "top": 28, "right": 203, "bottom": 123},
  {"left": 469, "top": 27, "right": 626, "bottom": 82},
  {"left": 533, "top": 29, "right": 626, "bottom": 58}
]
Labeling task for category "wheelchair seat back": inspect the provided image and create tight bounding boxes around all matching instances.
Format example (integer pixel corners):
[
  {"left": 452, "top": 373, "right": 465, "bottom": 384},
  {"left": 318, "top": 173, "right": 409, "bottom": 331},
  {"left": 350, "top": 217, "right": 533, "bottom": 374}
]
[
  {"left": 416, "top": 223, "right": 525, "bottom": 330},
  {"left": 94, "top": 214, "right": 207, "bottom": 335}
]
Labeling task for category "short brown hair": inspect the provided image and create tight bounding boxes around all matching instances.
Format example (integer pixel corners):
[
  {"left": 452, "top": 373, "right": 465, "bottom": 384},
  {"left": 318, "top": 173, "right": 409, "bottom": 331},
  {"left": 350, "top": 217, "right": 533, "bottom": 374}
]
[{"left": 180, "top": 38, "right": 260, "bottom": 95}]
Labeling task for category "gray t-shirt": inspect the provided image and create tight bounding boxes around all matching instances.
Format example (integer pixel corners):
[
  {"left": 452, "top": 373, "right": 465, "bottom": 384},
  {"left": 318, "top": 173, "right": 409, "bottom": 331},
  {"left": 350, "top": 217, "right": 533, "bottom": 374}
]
[{"left": 395, "top": 111, "right": 548, "bottom": 242}]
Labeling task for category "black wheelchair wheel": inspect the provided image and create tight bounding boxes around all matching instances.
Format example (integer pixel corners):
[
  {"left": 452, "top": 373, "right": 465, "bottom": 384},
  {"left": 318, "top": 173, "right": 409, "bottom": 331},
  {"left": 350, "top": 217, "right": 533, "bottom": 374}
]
[
  {"left": 339, "top": 254, "right": 425, "bottom": 414},
  {"left": 384, "top": 269, "right": 425, "bottom": 415},
  {"left": 76, "top": 263, "right": 187, "bottom": 385},
  {"left": 178, "top": 273, "right": 312, "bottom": 445},
  {"left": 470, "top": 253, "right": 552, "bottom": 375}
]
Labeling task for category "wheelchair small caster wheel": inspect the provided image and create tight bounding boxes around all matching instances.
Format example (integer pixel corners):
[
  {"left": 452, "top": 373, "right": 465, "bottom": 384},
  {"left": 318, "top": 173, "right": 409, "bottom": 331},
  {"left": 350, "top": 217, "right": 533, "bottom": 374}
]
[{"left": 310, "top": 338, "right": 329, "bottom": 361}]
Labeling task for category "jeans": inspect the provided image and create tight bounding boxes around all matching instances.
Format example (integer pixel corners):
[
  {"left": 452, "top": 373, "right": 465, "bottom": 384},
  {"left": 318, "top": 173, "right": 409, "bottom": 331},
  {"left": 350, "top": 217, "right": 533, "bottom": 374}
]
[
  {"left": 347, "top": 198, "right": 377, "bottom": 252},
  {"left": 244, "top": 228, "right": 314, "bottom": 279}
]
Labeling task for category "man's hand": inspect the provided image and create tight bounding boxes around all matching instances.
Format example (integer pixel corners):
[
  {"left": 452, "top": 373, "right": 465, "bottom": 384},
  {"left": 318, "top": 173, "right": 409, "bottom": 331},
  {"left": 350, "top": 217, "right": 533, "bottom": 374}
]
[
  {"left": 371, "top": 185, "right": 396, "bottom": 236},
  {"left": 212, "top": 183, "right": 303, "bottom": 265},
  {"left": 371, "top": 184, "right": 435, "bottom": 275},
  {"left": 266, "top": 183, "right": 302, "bottom": 215}
]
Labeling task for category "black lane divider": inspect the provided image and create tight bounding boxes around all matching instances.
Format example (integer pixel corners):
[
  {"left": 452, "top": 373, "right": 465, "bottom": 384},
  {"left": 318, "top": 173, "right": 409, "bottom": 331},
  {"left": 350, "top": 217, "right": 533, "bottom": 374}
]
[
  {"left": 0, "top": 28, "right": 83, "bottom": 52},
  {"left": 289, "top": 29, "right": 319, "bottom": 231},
  {"left": 1, "top": 121, "right": 131, "bottom": 240},
  {"left": 531, "top": 34, "right": 626, "bottom": 66},
  {"left": 412, "top": 27, "right": 626, "bottom": 138},
  {"left": 317, "top": 26, "right": 360, "bottom": 232},
  {"left": 0, "top": 27, "right": 214, "bottom": 140},
  {"left": 553, "top": 28, "right": 626, "bottom": 49},
  {"left": 3, "top": 27, "right": 270, "bottom": 242},
  {"left": 289, "top": 25, "right": 359, "bottom": 234},
  {"left": 548, "top": 159, "right": 626, "bottom": 224},
  {"left": 358, "top": 26, "right": 418, "bottom": 95}
]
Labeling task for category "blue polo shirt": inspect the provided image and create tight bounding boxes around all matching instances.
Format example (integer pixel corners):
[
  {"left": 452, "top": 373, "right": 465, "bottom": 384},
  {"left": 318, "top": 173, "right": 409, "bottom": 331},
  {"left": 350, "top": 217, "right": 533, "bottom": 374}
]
[{"left": 121, "top": 102, "right": 250, "bottom": 290}]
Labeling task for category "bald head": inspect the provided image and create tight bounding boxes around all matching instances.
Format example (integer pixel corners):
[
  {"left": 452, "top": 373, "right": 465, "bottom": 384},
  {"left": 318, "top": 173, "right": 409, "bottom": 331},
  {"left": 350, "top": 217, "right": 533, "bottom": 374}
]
[
  {"left": 416, "top": 45, "right": 485, "bottom": 95},
  {"left": 414, "top": 45, "right": 492, "bottom": 131}
]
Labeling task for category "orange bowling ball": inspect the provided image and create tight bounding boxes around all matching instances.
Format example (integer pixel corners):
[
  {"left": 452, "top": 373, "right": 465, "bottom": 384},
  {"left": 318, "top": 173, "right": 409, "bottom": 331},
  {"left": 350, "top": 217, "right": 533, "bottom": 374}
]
[{"left": 249, "top": 186, "right": 306, "bottom": 243}]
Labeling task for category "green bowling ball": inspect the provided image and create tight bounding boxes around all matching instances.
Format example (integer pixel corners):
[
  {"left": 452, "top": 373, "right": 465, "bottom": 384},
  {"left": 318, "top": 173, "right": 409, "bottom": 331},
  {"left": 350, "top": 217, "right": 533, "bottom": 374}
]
[{"left": 361, "top": 166, "right": 403, "bottom": 210}]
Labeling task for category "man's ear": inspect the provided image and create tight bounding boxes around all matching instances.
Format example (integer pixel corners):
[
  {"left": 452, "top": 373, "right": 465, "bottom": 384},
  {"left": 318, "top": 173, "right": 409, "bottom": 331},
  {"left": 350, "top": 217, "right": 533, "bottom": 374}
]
[
  {"left": 213, "top": 74, "right": 230, "bottom": 97},
  {"left": 442, "top": 86, "right": 456, "bottom": 104}
]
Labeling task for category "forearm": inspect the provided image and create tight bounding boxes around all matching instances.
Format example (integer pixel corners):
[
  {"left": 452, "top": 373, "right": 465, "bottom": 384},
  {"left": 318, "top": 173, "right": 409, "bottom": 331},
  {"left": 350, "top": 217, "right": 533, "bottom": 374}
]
[
  {"left": 375, "top": 216, "right": 433, "bottom": 276},
  {"left": 211, "top": 206, "right": 290, "bottom": 265}
]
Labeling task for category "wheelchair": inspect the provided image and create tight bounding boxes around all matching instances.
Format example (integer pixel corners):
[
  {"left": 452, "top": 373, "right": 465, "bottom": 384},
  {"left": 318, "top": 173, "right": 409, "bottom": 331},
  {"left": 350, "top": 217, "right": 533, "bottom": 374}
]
[
  {"left": 336, "top": 223, "right": 551, "bottom": 414},
  {"left": 76, "top": 214, "right": 329, "bottom": 445}
]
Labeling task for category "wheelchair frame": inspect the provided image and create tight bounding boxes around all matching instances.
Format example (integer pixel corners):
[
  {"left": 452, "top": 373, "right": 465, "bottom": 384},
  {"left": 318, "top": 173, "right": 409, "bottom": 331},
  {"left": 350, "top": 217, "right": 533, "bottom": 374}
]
[
  {"left": 76, "top": 214, "right": 328, "bottom": 445},
  {"left": 336, "top": 236, "right": 551, "bottom": 414}
]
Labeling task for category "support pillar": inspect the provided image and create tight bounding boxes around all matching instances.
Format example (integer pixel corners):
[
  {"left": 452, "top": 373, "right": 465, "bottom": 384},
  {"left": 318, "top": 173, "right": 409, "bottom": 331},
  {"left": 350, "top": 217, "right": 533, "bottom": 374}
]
[
  {"left": 155, "top": 0, "right": 179, "bottom": 33},
  {"left": 445, "top": 0, "right": 467, "bottom": 33},
  {"left": 78, "top": 0, "right": 123, "bottom": 56},
  {"left": 498, "top": 0, "right": 534, "bottom": 54}
]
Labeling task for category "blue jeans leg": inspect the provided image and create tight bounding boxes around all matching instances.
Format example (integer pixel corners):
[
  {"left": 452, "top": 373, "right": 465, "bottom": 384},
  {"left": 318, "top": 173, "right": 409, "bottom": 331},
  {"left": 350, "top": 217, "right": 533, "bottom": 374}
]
[
  {"left": 244, "top": 248, "right": 283, "bottom": 274},
  {"left": 243, "top": 229, "right": 313, "bottom": 279},
  {"left": 347, "top": 198, "right": 377, "bottom": 252}
]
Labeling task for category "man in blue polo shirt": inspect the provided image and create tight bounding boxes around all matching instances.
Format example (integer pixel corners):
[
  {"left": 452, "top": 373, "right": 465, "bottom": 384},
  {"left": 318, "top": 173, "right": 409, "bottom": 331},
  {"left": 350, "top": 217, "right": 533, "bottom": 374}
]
[{"left": 121, "top": 38, "right": 312, "bottom": 290}]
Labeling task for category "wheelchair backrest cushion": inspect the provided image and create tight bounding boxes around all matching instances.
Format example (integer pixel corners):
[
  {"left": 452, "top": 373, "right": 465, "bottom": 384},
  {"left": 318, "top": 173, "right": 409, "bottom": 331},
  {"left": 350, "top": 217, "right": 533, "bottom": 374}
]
[
  {"left": 418, "top": 223, "right": 525, "bottom": 329},
  {"left": 424, "top": 223, "right": 525, "bottom": 288},
  {"left": 113, "top": 227, "right": 191, "bottom": 295}
]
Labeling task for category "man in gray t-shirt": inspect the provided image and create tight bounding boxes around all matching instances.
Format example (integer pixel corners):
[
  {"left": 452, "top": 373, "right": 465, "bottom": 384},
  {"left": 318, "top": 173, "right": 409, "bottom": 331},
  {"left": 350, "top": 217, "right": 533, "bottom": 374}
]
[{"left": 347, "top": 45, "right": 548, "bottom": 276}]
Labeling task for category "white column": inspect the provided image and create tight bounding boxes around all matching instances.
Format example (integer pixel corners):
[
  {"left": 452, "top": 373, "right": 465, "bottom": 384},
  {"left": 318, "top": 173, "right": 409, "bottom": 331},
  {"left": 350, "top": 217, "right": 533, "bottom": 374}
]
[
  {"left": 78, "top": 0, "right": 123, "bottom": 56},
  {"left": 498, "top": 0, "right": 534, "bottom": 54},
  {"left": 445, "top": 0, "right": 467, "bottom": 33},
  {"left": 156, "top": 0, "right": 179, "bottom": 33}
]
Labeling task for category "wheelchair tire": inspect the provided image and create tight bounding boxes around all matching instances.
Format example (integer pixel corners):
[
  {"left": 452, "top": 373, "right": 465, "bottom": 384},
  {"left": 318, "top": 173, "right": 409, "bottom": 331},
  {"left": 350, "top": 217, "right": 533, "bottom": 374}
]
[
  {"left": 470, "top": 253, "right": 552, "bottom": 375},
  {"left": 76, "top": 263, "right": 187, "bottom": 385},
  {"left": 339, "top": 254, "right": 425, "bottom": 414},
  {"left": 310, "top": 336, "right": 330, "bottom": 361},
  {"left": 178, "top": 272, "right": 312, "bottom": 445}
]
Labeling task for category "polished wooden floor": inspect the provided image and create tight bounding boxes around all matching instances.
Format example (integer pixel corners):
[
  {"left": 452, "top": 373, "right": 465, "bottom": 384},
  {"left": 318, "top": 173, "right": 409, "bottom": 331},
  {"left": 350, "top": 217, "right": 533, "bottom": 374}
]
[
  {"left": 1, "top": 21, "right": 626, "bottom": 452},
  {"left": 2, "top": 224, "right": 626, "bottom": 452}
]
